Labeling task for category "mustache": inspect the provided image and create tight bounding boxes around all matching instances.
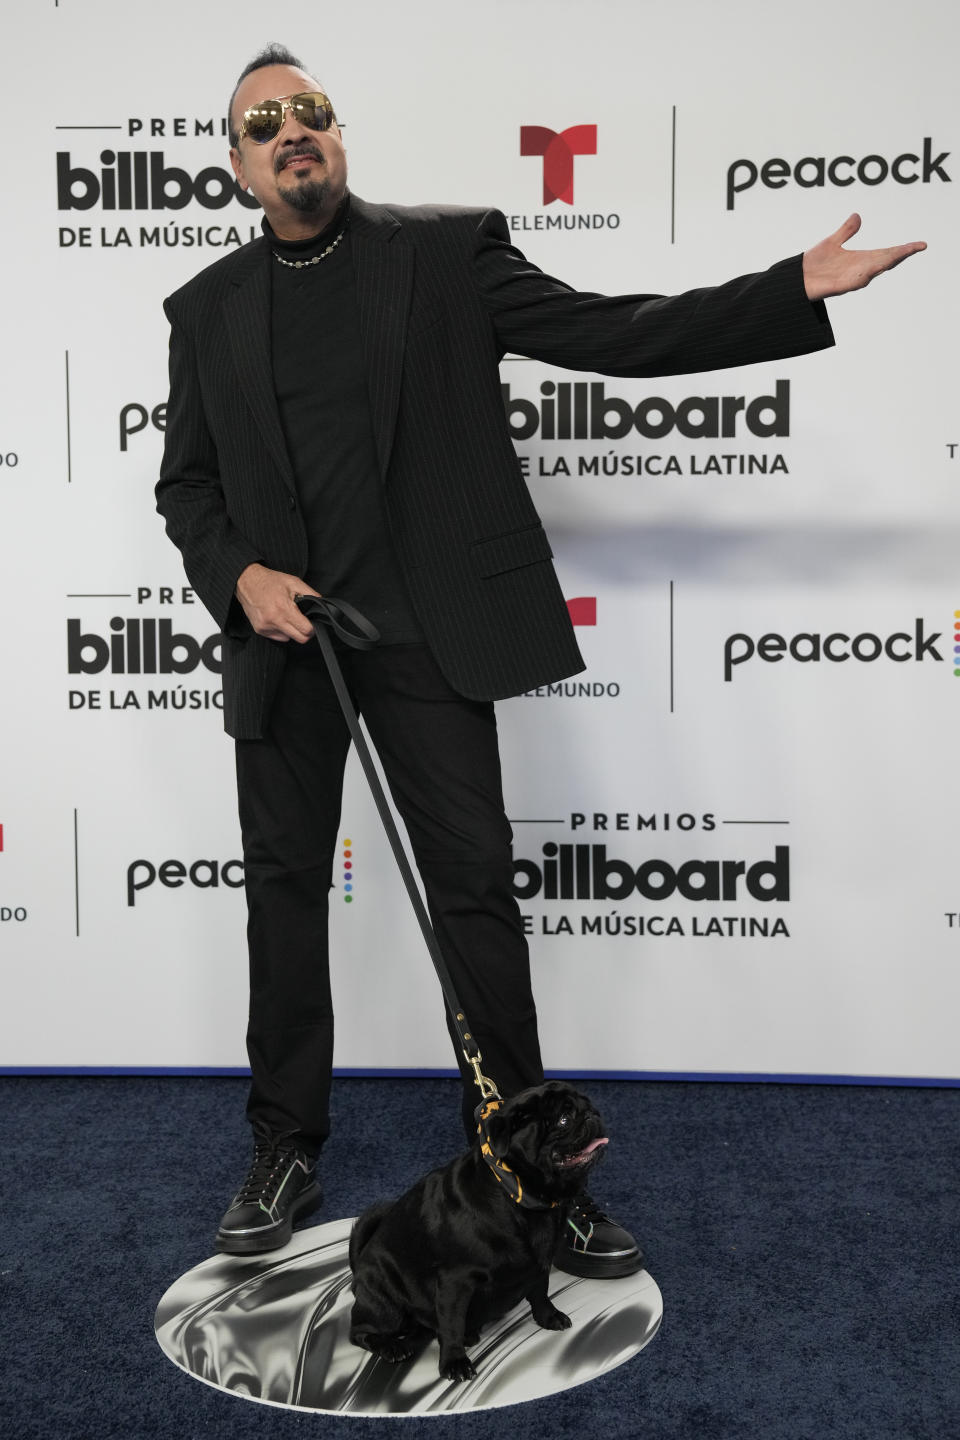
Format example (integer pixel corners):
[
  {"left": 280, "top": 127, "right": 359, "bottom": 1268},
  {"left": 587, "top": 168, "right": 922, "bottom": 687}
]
[{"left": 275, "top": 144, "right": 325, "bottom": 174}]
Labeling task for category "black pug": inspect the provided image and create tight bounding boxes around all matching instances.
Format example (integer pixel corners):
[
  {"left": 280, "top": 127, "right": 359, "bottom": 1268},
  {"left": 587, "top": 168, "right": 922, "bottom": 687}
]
[{"left": 348, "top": 1081, "right": 608, "bottom": 1382}]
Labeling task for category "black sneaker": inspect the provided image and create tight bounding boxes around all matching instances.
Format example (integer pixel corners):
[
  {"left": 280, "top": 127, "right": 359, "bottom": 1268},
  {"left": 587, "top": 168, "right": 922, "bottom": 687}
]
[
  {"left": 553, "top": 1194, "right": 645, "bottom": 1278},
  {"left": 215, "top": 1138, "right": 322, "bottom": 1255}
]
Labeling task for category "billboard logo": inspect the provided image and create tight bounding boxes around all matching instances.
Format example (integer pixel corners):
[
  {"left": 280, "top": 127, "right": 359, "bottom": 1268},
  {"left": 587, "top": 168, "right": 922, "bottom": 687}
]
[
  {"left": 67, "top": 618, "right": 222, "bottom": 675},
  {"left": 520, "top": 125, "right": 597, "bottom": 205},
  {"left": 503, "top": 379, "right": 789, "bottom": 441},
  {"left": 57, "top": 151, "right": 259, "bottom": 212},
  {"left": 513, "top": 843, "right": 790, "bottom": 902}
]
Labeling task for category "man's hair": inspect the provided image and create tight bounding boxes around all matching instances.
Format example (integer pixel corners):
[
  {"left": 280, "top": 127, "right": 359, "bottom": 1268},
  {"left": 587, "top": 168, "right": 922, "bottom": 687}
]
[{"left": 228, "top": 44, "right": 315, "bottom": 146}]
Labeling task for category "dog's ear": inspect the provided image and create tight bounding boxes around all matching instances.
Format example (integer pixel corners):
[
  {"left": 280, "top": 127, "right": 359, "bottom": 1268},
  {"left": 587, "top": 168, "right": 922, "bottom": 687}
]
[
  {"left": 486, "top": 1098, "right": 546, "bottom": 1165},
  {"left": 482, "top": 1095, "right": 540, "bottom": 1160},
  {"left": 484, "top": 1109, "right": 513, "bottom": 1159}
]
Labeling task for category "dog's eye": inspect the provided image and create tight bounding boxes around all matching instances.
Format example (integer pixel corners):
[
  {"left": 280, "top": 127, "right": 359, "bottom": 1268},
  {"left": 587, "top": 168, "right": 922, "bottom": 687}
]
[{"left": 557, "top": 1113, "right": 570, "bottom": 1127}]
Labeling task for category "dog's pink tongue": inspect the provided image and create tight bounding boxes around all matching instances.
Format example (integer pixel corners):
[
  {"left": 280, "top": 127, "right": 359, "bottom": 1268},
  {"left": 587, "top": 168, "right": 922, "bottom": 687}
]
[{"left": 566, "top": 1136, "right": 609, "bottom": 1164}]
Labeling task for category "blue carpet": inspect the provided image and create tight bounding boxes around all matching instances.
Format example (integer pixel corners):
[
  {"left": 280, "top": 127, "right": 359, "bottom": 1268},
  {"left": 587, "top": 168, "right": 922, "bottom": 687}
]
[{"left": 6, "top": 1076, "right": 958, "bottom": 1439}]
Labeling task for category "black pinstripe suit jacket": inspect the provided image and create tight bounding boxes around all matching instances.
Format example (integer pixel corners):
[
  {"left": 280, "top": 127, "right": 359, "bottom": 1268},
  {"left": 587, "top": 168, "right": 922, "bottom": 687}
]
[{"left": 156, "top": 194, "right": 834, "bottom": 738}]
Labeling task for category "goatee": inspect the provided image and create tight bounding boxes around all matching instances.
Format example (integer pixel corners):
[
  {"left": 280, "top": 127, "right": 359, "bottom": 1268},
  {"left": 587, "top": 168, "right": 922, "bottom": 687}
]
[{"left": 277, "top": 174, "right": 333, "bottom": 214}]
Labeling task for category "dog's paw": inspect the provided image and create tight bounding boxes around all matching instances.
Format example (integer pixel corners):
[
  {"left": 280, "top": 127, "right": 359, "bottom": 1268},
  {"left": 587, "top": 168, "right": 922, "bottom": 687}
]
[
  {"left": 378, "top": 1338, "right": 417, "bottom": 1364},
  {"left": 439, "top": 1351, "right": 477, "bottom": 1383},
  {"left": 353, "top": 1332, "right": 416, "bottom": 1364},
  {"left": 535, "top": 1304, "right": 572, "bottom": 1331}
]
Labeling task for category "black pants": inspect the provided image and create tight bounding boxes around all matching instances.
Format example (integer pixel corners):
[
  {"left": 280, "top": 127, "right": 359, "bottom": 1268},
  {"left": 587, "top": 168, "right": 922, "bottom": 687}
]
[{"left": 235, "top": 641, "right": 544, "bottom": 1153}]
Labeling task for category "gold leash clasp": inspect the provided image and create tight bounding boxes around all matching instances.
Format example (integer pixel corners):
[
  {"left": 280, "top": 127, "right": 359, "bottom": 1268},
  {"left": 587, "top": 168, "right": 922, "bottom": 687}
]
[{"left": 460, "top": 1028, "right": 500, "bottom": 1102}]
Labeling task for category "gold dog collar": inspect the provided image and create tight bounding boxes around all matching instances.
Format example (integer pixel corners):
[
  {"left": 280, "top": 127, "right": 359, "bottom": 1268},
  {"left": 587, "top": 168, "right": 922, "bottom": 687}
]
[{"left": 476, "top": 1099, "right": 558, "bottom": 1212}]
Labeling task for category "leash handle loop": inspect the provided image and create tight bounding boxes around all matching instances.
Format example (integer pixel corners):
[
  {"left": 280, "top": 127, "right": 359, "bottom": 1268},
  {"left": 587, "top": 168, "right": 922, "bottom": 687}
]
[{"left": 295, "top": 593, "right": 380, "bottom": 650}]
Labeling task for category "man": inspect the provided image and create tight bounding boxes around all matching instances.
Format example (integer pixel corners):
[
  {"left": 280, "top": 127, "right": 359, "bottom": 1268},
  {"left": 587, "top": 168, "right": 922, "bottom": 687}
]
[{"left": 156, "top": 44, "right": 924, "bottom": 1272}]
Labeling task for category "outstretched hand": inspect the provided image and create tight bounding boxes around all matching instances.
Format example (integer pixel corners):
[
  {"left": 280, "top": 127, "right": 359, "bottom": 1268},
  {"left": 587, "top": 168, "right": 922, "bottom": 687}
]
[{"left": 802, "top": 214, "right": 926, "bottom": 301}]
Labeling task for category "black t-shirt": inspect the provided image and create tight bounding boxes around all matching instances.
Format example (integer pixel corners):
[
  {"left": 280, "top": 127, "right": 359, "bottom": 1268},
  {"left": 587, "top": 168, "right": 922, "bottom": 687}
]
[{"left": 266, "top": 208, "right": 421, "bottom": 644}]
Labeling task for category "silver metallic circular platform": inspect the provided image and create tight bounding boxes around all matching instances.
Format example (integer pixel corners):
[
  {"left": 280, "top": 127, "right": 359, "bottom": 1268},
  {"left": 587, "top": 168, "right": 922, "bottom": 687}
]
[{"left": 155, "top": 1217, "right": 663, "bottom": 1415}]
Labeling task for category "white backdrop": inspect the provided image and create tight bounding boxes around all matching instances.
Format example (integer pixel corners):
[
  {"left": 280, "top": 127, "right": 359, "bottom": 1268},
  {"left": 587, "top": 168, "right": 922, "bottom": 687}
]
[{"left": 1, "top": 0, "right": 957, "bottom": 1081}]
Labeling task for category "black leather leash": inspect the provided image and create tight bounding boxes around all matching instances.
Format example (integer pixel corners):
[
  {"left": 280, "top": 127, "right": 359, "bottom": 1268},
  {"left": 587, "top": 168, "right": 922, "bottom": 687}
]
[{"left": 295, "top": 594, "right": 500, "bottom": 1104}]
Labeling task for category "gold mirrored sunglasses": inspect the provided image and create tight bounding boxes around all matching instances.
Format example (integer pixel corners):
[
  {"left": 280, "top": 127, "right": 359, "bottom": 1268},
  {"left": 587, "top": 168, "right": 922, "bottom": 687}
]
[{"left": 235, "top": 90, "right": 344, "bottom": 145}]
